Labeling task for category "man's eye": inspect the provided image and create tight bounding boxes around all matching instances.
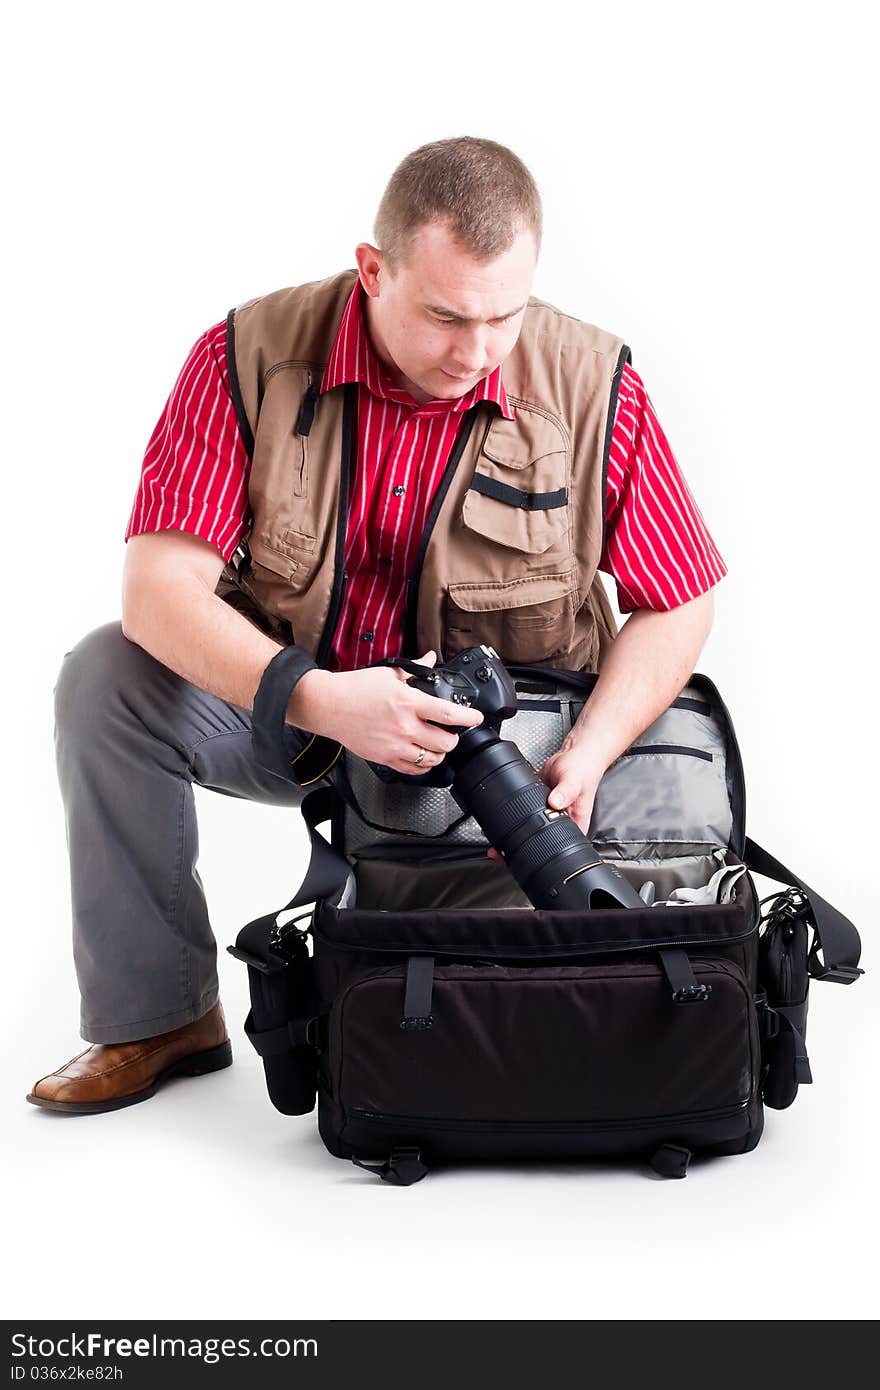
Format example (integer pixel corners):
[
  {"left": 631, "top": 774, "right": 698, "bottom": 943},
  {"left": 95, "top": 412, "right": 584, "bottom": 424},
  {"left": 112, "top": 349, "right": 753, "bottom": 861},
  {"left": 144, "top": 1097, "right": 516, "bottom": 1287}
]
[{"left": 431, "top": 314, "right": 515, "bottom": 326}]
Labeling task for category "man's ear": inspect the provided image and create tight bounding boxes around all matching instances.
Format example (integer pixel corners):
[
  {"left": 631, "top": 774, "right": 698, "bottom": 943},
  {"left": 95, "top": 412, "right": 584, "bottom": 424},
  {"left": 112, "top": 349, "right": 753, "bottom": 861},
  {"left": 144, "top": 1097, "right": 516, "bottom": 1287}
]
[{"left": 354, "top": 242, "right": 383, "bottom": 297}]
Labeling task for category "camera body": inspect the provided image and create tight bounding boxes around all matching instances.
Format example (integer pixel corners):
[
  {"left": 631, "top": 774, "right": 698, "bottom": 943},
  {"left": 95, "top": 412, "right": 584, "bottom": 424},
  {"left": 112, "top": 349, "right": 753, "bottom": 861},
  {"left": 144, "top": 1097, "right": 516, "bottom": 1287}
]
[{"left": 371, "top": 645, "right": 643, "bottom": 911}]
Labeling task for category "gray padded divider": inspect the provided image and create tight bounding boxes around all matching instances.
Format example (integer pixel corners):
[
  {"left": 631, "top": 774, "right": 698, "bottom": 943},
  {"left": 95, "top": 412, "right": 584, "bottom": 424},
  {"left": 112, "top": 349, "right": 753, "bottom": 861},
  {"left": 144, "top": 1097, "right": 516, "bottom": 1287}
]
[{"left": 341, "top": 682, "right": 733, "bottom": 862}]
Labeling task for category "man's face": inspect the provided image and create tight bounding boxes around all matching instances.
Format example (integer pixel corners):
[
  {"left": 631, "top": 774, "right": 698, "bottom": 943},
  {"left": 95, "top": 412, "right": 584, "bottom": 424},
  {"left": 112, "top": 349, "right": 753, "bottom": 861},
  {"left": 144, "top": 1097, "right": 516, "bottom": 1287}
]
[{"left": 355, "top": 220, "right": 538, "bottom": 405}]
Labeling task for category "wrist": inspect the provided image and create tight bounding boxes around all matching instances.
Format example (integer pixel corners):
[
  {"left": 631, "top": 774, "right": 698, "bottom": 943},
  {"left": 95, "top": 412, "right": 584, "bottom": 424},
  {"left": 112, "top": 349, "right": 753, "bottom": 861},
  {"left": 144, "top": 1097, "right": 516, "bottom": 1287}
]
[
  {"left": 286, "top": 667, "right": 332, "bottom": 735},
  {"left": 562, "top": 722, "right": 615, "bottom": 780}
]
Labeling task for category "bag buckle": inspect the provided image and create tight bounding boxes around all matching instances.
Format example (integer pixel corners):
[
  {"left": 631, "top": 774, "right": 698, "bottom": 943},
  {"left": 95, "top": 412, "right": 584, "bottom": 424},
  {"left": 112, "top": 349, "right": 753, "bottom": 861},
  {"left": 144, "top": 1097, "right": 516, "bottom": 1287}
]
[
  {"left": 672, "top": 983, "right": 713, "bottom": 1004},
  {"left": 812, "top": 962, "right": 864, "bottom": 985},
  {"left": 226, "top": 944, "right": 287, "bottom": 974}
]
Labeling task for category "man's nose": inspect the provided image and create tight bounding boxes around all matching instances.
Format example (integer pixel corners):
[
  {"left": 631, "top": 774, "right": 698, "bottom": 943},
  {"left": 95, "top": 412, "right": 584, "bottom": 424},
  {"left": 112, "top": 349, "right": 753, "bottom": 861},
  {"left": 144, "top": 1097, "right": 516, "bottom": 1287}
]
[{"left": 452, "top": 327, "right": 488, "bottom": 372}]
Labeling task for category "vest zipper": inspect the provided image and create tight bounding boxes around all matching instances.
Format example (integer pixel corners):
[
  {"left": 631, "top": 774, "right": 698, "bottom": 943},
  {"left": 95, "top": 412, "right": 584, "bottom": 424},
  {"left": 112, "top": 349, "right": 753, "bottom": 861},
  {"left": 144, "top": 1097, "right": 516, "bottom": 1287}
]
[
  {"left": 316, "top": 384, "right": 358, "bottom": 666},
  {"left": 403, "top": 406, "right": 481, "bottom": 656}
]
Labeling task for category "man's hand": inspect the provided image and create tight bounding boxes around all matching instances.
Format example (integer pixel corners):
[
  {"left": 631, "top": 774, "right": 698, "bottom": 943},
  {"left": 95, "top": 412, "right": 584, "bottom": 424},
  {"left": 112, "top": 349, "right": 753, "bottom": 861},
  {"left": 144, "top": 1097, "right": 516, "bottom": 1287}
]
[
  {"left": 484, "top": 590, "right": 717, "bottom": 862},
  {"left": 486, "top": 738, "right": 605, "bottom": 861},
  {"left": 296, "top": 650, "right": 484, "bottom": 776},
  {"left": 537, "top": 743, "right": 605, "bottom": 834}
]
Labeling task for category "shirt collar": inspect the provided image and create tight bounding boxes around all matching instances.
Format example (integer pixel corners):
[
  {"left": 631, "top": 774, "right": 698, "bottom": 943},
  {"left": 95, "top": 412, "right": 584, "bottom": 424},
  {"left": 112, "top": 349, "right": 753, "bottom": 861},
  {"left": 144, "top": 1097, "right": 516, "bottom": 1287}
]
[{"left": 320, "top": 279, "right": 515, "bottom": 420}]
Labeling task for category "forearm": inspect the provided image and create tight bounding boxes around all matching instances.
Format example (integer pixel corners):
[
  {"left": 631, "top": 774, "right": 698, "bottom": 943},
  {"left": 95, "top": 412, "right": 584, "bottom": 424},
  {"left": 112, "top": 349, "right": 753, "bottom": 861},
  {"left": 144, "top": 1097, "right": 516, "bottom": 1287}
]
[
  {"left": 121, "top": 578, "right": 327, "bottom": 729},
  {"left": 569, "top": 590, "right": 715, "bottom": 773}
]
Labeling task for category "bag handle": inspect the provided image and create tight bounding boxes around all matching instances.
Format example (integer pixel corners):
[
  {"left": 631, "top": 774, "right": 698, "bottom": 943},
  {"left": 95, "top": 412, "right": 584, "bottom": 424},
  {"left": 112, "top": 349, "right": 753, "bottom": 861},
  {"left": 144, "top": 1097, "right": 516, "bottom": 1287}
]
[{"left": 744, "top": 838, "right": 863, "bottom": 984}]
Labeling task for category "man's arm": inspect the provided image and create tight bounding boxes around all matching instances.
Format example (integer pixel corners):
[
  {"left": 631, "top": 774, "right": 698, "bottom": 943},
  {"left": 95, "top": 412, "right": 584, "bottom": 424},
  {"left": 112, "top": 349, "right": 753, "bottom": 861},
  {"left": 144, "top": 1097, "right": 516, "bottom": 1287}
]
[
  {"left": 121, "top": 531, "right": 325, "bottom": 725},
  {"left": 536, "top": 589, "right": 715, "bottom": 833},
  {"left": 121, "top": 530, "right": 482, "bottom": 775}
]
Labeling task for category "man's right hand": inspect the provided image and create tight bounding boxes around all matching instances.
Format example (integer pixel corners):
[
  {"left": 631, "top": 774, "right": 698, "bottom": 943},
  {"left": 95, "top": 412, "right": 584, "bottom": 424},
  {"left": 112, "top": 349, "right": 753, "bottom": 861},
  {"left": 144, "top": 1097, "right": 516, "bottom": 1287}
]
[{"left": 291, "top": 650, "right": 484, "bottom": 775}]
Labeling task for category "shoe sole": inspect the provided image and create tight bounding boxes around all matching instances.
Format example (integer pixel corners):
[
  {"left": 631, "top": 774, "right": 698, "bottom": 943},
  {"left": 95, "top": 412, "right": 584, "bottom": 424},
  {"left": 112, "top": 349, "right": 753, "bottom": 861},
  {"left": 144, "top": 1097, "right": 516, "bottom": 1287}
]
[{"left": 25, "top": 1039, "right": 233, "bottom": 1115}]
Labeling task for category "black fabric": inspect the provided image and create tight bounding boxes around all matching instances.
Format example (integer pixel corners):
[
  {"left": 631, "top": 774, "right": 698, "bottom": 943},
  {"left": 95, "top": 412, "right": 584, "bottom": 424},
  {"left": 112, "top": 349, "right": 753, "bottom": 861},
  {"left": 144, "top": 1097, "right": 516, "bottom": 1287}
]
[
  {"left": 224, "top": 308, "right": 255, "bottom": 461},
  {"left": 600, "top": 344, "right": 632, "bottom": 562},
  {"left": 316, "top": 384, "right": 358, "bottom": 665},
  {"left": 251, "top": 644, "right": 342, "bottom": 786},
  {"left": 658, "top": 948, "right": 713, "bottom": 1003},
  {"left": 296, "top": 380, "right": 318, "bottom": 436},
  {"left": 468, "top": 473, "right": 567, "bottom": 510},
  {"left": 649, "top": 1144, "right": 692, "bottom": 1179},
  {"left": 401, "top": 956, "right": 435, "bottom": 1029}
]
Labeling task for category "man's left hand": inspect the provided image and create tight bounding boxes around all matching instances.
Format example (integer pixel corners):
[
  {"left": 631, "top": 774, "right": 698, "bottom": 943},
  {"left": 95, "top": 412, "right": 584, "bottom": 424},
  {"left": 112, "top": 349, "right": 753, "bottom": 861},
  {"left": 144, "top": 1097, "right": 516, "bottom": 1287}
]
[
  {"left": 537, "top": 744, "right": 604, "bottom": 836},
  {"left": 486, "top": 743, "right": 605, "bottom": 860}
]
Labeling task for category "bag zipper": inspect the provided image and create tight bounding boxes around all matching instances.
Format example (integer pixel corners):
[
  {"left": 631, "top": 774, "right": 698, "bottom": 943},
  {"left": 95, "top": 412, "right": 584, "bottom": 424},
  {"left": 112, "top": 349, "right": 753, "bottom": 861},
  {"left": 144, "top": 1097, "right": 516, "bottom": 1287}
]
[
  {"left": 311, "top": 918, "right": 758, "bottom": 962},
  {"left": 618, "top": 744, "right": 713, "bottom": 762},
  {"left": 347, "top": 1099, "right": 750, "bottom": 1135}
]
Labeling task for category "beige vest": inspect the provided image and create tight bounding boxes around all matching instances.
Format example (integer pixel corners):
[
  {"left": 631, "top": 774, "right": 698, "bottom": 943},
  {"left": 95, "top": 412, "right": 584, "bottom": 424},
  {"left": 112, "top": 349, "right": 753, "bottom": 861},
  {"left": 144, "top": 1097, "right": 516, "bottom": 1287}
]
[{"left": 216, "top": 269, "right": 629, "bottom": 672}]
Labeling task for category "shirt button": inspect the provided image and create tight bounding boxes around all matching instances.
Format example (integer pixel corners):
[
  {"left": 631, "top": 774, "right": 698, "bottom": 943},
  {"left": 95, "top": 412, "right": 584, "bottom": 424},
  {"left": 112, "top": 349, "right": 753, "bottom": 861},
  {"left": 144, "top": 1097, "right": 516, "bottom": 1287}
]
[
  {"left": 380, "top": 556, "right": 392, "bottom": 566},
  {"left": 392, "top": 484, "right": 405, "bottom": 497},
  {"left": 360, "top": 630, "right": 375, "bottom": 642}
]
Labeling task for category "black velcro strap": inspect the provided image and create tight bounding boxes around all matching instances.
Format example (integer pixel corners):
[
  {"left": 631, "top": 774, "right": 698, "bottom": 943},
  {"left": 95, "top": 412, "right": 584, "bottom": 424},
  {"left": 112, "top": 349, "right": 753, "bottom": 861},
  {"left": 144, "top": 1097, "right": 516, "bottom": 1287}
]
[
  {"left": 774, "top": 1007, "right": 813, "bottom": 1085},
  {"left": 251, "top": 643, "right": 343, "bottom": 786},
  {"left": 243, "top": 1008, "right": 326, "bottom": 1058},
  {"left": 469, "top": 473, "right": 568, "bottom": 511},
  {"left": 401, "top": 956, "right": 435, "bottom": 1030},
  {"left": 658, "top": 949, "right": 712, "bottom": 1004}
]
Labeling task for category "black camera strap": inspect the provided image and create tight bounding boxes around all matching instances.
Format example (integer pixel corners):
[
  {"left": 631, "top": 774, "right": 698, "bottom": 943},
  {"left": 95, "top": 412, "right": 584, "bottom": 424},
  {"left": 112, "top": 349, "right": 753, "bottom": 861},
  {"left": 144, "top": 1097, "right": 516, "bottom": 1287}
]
[{"left": 744, "top": 838, "right": 863, "bottom": 984}]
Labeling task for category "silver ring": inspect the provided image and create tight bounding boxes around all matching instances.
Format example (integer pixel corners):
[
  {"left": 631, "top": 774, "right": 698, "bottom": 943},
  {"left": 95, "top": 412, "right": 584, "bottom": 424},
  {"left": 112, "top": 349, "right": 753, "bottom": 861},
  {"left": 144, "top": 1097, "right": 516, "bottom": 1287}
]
[{"left": 414, "top": 747, "right": 427, "bottom": 766}]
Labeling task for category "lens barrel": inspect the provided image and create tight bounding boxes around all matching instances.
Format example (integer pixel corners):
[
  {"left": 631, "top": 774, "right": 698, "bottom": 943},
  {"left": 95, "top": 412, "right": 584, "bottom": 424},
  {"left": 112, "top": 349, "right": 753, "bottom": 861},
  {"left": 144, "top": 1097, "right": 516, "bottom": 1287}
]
[{"left": 448, "top": 729, "right": 642, "bottom": 910}]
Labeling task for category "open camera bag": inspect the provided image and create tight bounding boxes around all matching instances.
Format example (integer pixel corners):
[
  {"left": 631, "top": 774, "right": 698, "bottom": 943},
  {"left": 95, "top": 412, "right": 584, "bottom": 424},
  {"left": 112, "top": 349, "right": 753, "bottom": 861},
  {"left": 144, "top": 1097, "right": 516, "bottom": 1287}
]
[{"left": 230, "top": 663, "right": 863, "bottom": 1183}]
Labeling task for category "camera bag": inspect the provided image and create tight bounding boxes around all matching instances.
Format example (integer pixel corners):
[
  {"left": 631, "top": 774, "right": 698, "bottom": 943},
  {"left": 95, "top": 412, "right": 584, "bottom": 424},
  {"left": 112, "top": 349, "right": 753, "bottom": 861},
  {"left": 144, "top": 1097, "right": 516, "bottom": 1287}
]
[{"left": 230, "top": 663, "right": 863, "bottom": 1183}]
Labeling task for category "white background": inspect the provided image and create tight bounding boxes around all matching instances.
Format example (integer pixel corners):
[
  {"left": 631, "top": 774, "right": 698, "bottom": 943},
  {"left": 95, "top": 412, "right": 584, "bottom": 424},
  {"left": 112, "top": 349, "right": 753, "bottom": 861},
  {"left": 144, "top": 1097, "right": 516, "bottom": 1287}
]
[{"left": 3, "top": 0, "right": 877, "bottom": 1322}]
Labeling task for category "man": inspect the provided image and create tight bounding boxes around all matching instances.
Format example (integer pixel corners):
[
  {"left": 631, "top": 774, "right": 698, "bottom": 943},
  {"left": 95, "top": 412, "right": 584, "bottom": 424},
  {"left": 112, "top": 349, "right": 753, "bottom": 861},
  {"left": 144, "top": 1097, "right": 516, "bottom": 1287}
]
[{"left": 28, "top": 136, "right": 725, "bottom": 1114}]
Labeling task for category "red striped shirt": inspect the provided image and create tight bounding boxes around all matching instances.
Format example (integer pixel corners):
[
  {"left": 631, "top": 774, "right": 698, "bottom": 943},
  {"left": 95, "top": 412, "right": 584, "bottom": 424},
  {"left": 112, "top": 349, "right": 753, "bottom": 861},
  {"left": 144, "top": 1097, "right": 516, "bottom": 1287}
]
[{"left": 126, "top": 281, "right": 726, "bottom": 670}]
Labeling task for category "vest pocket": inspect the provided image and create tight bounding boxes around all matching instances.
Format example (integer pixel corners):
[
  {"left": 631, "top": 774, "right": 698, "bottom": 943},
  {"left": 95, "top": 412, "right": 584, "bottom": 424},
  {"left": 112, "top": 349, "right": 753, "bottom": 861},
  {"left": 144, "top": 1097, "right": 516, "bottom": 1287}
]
[
  {"left": 245, "top": 534, "right": 314, "bottom": 596},
  {"left": 463, "top": 412, "right": 570, "bottom": 556},
  {"left": 461, "top": 485, "right": 567, "bottom": 555},
  {"left": 444, "top": 570, "right": 577, "bottom": 664}
]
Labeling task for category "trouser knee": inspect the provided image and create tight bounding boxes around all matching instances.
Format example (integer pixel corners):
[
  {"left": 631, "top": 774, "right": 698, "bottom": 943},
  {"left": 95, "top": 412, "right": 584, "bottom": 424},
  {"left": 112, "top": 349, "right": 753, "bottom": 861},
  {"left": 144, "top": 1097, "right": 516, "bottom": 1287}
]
[{"left": 54, "top": 621, "right": 156, "bottom": 741}]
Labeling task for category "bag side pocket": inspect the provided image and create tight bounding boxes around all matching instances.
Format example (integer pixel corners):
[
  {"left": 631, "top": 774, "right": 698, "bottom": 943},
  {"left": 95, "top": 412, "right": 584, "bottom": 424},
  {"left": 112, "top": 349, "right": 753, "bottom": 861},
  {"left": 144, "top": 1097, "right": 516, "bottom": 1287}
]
[
  {"left": 237, "top": 927, "right": 321, "bottom": 1116},
  {"left": 758, "top": 891, "right": 812, "bottom": 1109}
]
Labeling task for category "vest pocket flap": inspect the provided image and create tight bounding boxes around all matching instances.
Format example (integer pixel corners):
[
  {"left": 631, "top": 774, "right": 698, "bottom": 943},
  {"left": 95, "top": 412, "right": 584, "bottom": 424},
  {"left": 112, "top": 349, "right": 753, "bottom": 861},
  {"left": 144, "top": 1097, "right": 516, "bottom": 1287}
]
[
  {"left": 248, "top": 536, "right": 303, "bottom": 580},
  {"left": 468, "top": 416, "right": 569, "bottom": 554},
  {"left": 448, "top": 570, "right": 576, "bottom": 614},
  {"left": 462, "top": 487, "right": 567, "bottom": 555},
  {"left": 480, "top": 415, "right": 566, "bottom": 471}
]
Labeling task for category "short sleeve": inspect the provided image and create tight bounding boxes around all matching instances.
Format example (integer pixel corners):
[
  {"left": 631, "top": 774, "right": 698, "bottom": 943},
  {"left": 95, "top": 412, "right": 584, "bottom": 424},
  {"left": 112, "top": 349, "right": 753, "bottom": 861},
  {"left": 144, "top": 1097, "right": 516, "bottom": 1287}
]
[
  {"left": 599, "top": 364, "right": 727, "bottom": 612},
  {"left": 125, "top": 322, "right": 251, "bottom": 563}
]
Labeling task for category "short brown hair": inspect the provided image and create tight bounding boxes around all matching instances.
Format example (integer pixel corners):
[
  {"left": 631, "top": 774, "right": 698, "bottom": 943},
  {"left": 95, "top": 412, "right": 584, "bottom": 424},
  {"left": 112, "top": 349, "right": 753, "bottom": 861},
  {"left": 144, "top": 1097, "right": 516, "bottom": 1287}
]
[{"left": 374, "top": 136, "right": 542, "bottom": 275}]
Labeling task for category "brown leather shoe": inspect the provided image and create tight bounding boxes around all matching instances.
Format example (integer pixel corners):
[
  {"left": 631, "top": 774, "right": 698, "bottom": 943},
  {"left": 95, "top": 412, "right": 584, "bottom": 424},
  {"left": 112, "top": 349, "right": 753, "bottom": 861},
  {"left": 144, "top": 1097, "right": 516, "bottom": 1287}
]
[{"left": 26, "top": 1001, "right": 232, "bottom": 1114}]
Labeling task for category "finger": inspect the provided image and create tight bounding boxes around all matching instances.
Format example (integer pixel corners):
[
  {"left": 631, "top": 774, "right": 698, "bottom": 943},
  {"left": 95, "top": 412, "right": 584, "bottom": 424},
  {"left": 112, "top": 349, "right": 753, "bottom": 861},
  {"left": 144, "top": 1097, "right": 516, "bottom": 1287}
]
[
  {"left": 410, "top": 727, "right": 459, "bottom": 755},
  {"left": 486, "top": 847, "right": 503, "bottom": 862},
  {"left": 404, "top": 744, "right": 441, "bottom": 773},
  {"left": 413, "top": 693, "right": 484, "bottom": 727},
  {"left": 547, "top": 779, "right": 579, "bottom": 811},
  {"left": 392, "top": 650, "right": 436, "bottom": 683}
]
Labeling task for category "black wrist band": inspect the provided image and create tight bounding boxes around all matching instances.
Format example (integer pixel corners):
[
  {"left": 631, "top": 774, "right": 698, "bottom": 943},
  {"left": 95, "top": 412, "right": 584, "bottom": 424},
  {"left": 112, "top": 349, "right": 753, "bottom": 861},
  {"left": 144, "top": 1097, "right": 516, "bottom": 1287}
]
[{"left": 251, "top": 645, "right": 342, "bottom": 786}]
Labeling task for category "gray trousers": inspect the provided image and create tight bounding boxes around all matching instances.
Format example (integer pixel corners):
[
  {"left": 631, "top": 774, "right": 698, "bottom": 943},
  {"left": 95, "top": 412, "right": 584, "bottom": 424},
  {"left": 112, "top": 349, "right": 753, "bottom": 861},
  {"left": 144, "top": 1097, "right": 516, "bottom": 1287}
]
[{"left": 54, "top": 622, "right": 311, "bottom": 1043}]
